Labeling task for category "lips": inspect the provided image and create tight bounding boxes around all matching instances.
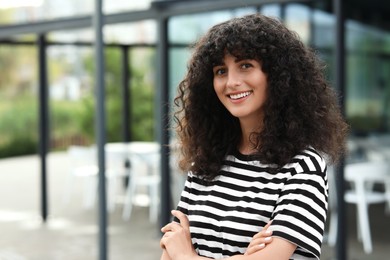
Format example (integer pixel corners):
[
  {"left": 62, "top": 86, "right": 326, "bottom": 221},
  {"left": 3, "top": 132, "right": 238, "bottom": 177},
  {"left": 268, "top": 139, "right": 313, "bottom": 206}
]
[{"left": 228, "top": 91, "right": 252, "bottom": 100}]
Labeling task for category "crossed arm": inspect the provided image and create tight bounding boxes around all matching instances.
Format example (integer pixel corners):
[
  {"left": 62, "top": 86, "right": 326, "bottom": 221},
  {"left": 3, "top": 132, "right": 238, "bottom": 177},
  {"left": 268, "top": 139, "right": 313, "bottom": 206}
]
[{"left": 160, "top": 210, "right": 296, "bottom": 260}]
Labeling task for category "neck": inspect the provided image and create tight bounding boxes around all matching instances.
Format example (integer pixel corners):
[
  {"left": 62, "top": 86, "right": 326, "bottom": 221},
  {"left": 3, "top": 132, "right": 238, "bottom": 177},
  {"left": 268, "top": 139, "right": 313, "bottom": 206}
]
[{"left": 238, "top": 119, "right": 263, "bottom": 155}]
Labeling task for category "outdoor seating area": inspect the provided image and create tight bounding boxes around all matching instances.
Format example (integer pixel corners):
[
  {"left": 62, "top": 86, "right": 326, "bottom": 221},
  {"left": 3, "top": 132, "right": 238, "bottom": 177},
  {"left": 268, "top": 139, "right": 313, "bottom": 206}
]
[
  {"left": 0, "top": 151, "right": 163, "bottom": 260},
  {"left": 325, "top": 134, "right": 390, "bottom": 255},
  {"left": 327, "top": 162, "right": 390, "bottom": 254},
  {"left": 0, "top": 148, "right": 389, "bottom": 259},
  {"left": 347, "top": 134, "right": 390, "bottom": 164},
  {"left": 63, "top": 142, "right": 163, "bottom": 222}
]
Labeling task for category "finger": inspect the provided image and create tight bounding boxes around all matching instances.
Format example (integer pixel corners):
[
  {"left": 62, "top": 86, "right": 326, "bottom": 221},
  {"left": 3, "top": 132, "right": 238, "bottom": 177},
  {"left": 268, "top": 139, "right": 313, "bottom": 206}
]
[
  {"left": 246, "top": 236, "right": 273, "bottom": 255},
  {"left": 253, "top": 221, "right": 272, "bottom": 237},
  {"left": 160, "top": 235, "right": 167, "bottom": 249},
  {"left": 161, "top": 222, "right": 181, "bottom": 233},
  {"left": 264, "top": 220, "right": 273, "bottom": 229},
  {"left": 160, "top": 231, "right": 173, "bottom": 248},
  {"left": 250, "top": 236, "right": 273, "bottom": 246},
  {"left": 245, "top": 243, "right": 265, "bottom": 255},
  {"left": 161, "top": 225, "right": 169, "bottom": 233},
  {"left": 161, "top": 222, "right": 180, "bottom": 233},
  {"left": 171, "top": 210, "right": 190, "bottom": 229},
  {"left": 252, "top": 229, "right": 273, "bottom": 240},
  {"left": 161, "top": 224, "right": 169, "bottom": 232},
  {"left": 246, "top": 236, "right": 272, "bottom": 253},
  {"left": 264, "top": 236, "right": 272, "bottom": 244}
]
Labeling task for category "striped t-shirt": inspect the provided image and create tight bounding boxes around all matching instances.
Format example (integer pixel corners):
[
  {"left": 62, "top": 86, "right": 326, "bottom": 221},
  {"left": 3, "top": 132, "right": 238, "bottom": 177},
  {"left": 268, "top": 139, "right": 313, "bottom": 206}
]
[{"left": 176, "top": 148, "right": 328, "bottom": 259}]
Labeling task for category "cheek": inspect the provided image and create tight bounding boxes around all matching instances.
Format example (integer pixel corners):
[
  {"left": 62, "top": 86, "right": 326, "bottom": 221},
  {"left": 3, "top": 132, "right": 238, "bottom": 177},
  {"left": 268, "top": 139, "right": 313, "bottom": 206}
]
[{"left": 213, "top": 80, "right": 223, "bottom": 95}]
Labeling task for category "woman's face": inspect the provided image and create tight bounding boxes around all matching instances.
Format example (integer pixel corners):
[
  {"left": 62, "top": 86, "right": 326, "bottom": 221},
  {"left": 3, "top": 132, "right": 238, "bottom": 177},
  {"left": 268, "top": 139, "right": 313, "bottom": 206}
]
[{"left": 213, "top": 54, "right": 268, "bottom": 124}]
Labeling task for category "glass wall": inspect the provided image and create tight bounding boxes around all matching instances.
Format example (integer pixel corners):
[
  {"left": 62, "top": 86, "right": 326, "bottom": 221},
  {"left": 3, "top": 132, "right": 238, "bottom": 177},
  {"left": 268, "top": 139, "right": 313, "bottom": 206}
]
[
  {"left": 168, "top": 7, "right": 258, "bottom": 102},
  {"left": 168, "top": 2, "right": 390, "bottom": 164},
  {"left": 345, "top": 20, "right": 390, "bottom": 162},
  {"left": 0, "top": 0, "right": 153, "bottom": 25},
  {"left": 346, "top": 21, "right": 390, "bottom": 133},
  {"left": 0, "top": 44, "right": 38, "bottom": 157},
  {"left": 2, "top": 1, "right": 389, "bottom": 162},
  {"left": 0, "top": 41, "right": 157, "bottom": 157}
]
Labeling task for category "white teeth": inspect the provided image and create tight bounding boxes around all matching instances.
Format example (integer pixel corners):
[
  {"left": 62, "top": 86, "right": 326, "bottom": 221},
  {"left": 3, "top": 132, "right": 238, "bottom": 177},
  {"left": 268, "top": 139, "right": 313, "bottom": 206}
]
[{"left": 229, "top": 91, "right": 251, "bottom": 100}]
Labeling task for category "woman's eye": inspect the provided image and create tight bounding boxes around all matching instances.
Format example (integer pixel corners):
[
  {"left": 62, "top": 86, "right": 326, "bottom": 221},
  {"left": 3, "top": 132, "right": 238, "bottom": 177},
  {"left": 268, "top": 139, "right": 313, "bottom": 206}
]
[
  {"left": 241, "top": 63, "right": 252, "bottom": 69},
  {"left": 214, "top": 68, "right": 226, "bottom": 75}
]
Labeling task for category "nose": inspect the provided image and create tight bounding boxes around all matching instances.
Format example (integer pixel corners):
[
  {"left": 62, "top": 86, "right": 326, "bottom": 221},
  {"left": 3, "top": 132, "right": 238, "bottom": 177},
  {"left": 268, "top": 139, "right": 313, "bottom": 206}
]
[{"left": 226, "top": 70, "right": 242, "bottom": 88}]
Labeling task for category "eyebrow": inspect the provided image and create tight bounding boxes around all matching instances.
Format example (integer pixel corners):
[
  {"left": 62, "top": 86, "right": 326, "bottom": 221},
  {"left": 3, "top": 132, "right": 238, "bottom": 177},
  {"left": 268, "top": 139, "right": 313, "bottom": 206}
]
[
  {"left": 212, "top": 56, "right": 255, "bottom": 68},
  {"left": 212, "top": 62, "right": 225, "bottom": 68}
]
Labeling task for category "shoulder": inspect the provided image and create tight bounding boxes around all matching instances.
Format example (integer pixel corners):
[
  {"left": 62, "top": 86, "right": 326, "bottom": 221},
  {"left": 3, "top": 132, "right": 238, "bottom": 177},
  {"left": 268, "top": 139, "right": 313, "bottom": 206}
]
[
  {"left": 280, "top": 148, "right": 328, "bottom": 193},
  {"left": 285, "top": 148, "right": 327, "bottom": 176},
  {"left": 270, "top": 150, "right": 328, "bottom": 260}
]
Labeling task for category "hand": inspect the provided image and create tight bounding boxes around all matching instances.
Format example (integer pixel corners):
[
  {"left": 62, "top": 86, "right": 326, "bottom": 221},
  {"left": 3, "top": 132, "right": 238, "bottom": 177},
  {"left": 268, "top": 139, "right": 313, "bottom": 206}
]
[
  {"left": 160, "top": 249, "right": 171, "bottom": 260},
  {"left": 244, "top": 221, "right": 273, "bottom": 255},
  {"left": 160, "top": 210, "right": 197, "bottom": 260}
]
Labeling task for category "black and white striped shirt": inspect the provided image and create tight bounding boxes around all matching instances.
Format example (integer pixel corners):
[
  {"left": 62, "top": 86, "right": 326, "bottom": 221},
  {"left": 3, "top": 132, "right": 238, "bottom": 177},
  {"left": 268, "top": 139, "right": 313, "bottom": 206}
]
[{"left": 176, "top": 148, "right": 328, "bottom": 259}]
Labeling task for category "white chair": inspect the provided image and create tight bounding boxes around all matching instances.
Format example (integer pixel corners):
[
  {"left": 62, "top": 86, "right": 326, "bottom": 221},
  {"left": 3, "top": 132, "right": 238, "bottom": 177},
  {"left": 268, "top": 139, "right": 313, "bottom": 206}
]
[
  {"left": 64, "top": 144, "right": 128, "bottom": 212},
  {"left": 328, "top": 162, "right": 390, "bottom": 253},
  {"left": 104, "top": 144, "right": 130, "bottom": 212},
  {"left": 63, "top": 145, "right": 98, "bottom": 209},
  {"left": 122, "top": 151, "right": 160, "bottom": 222},
  {"left": 121, "top": 141, "right": 187, "bottom": 222}
]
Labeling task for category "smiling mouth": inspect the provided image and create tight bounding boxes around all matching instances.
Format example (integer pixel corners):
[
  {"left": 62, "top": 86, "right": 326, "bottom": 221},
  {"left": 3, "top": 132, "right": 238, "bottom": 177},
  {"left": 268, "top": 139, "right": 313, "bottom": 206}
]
[{"left": 229, "top": 91, "right": 252, "bottom": 100}]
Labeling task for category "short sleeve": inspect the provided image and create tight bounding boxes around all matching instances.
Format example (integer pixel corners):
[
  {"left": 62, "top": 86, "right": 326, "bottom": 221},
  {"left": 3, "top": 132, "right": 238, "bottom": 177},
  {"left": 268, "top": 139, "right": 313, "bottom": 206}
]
[
  {"left": 270, "top": 156, "right": 328, "bottom": 259},
  {"left": 173, "top": 172, "right": 193, "bottom": 222}
]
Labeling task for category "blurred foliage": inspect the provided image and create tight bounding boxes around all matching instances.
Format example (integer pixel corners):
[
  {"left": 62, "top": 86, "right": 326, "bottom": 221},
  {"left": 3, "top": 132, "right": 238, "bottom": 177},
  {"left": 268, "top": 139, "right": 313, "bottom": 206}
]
[
  {"left": 0, "top": 9, "right": 14, "bottom": 25},
  {"left": 0, "top": 46, "right": 37, "bottom": 93},
  {"left": 0, "top": 97, "right": 38, "bottom": 157},
  {"left": 0, "top": 45, "right": 156, "bottom": 158},
  {"left": 0, "top": 136, "right": 37, "bottom": 158},
  {"left": 348, "top": 115, "right": 385, "bottom": 136},
  {"left": 81, "top": 47, "right": 156, "bottom": 143}
]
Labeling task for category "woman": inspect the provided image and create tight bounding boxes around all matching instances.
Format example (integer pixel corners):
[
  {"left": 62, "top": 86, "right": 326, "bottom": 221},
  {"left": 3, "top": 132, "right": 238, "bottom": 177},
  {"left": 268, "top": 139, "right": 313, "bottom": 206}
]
[{"left": 160, "top": 13, "right": 348, "bottom": 260}]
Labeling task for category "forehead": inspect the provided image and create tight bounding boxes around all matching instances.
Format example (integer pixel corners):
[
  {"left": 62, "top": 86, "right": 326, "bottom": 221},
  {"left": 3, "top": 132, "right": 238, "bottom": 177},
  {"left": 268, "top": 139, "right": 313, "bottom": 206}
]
[
  {"left": 215, "top": 54, "right": 244, "bottom": 65},
  {"left": 213, "top": 53, "right": 260, "bottom": 67}
]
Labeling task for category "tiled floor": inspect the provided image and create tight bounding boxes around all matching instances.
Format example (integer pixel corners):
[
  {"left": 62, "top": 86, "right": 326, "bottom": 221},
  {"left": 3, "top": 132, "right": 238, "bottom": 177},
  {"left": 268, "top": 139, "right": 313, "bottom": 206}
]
[{"left": 0, "top": 152, "right": 389, "bottom": 260}]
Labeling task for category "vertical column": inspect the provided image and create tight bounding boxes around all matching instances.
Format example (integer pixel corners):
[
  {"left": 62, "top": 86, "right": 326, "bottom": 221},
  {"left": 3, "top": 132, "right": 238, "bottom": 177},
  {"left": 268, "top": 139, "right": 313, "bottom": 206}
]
[
  {"left": 121, "top": 45, "right": 131, "bottom": 187},
  {"left": 333, "top": 0, "right": 347, "bottom": 259},
  {"left": 157, "top": 16, "right": 172, "bottom": 229},
  {"left": 308, "top": 3, "right": 315, "bottom": 47},
  {"left": 37, "top": 34, "right": 49, "bottom": 222},
  {"left": 93, "top": 0, "right": 108, "bottom": 259},
  {"left": 280, "top": 3, "right": 286, "bottom": 22},
  {"left": 121, "top": 45, "right": 131, "bottom": 143}
]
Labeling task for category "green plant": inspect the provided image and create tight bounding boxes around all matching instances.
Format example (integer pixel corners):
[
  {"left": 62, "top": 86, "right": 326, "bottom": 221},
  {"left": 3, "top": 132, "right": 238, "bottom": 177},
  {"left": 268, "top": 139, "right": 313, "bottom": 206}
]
[
  {"left": 347, "top": 115, "right": 384, "bottom": 136},
  {"left": 81, "top": 47, "right": 156, "bottom": 143},
  {"left": 0, "top": 136, "right": 37, "bottom": 158},
  {"left": 0, "top": 97, "right": 38, "bottom": 157}
]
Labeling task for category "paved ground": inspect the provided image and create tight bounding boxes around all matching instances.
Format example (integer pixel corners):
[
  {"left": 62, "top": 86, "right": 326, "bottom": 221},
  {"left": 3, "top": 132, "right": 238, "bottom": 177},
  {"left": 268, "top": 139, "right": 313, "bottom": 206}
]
[
  {"left": 0, "top": 152, "right": 389, "bottom": 260},
  {"left": 0, "top": 152, "right": 161, "bottom": 260}
]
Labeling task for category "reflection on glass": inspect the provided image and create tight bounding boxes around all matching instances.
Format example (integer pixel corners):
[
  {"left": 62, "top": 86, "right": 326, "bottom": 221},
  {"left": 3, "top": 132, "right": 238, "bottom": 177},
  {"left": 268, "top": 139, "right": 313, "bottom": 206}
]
[
  {"left": 0, "top": 0, "right": 153, "bottom": 25},
  {"left": 169, "top": 8, "right": 256, "bottom": 44}
]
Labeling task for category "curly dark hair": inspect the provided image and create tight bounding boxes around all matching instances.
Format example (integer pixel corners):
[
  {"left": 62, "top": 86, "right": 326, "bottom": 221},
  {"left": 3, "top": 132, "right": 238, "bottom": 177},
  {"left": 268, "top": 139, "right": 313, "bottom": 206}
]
[{"left": 173, "top": 13, "right": 349, "bottom": 181}]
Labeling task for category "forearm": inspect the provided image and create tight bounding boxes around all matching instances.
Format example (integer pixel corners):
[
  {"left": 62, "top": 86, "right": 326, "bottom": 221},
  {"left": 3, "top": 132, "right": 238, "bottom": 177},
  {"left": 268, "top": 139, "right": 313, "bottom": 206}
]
[
  {"left": 185, "top": 237, "right": 295, "bottom": 260},
  {"left": 182, "top": 255, "right": 211, "bottom": 260},
  {"left": 161, "top": 251, "right": 210, "bottom": 260},
  {"left": 185, "top": 253, "right": 259, "bottom": 260}
]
